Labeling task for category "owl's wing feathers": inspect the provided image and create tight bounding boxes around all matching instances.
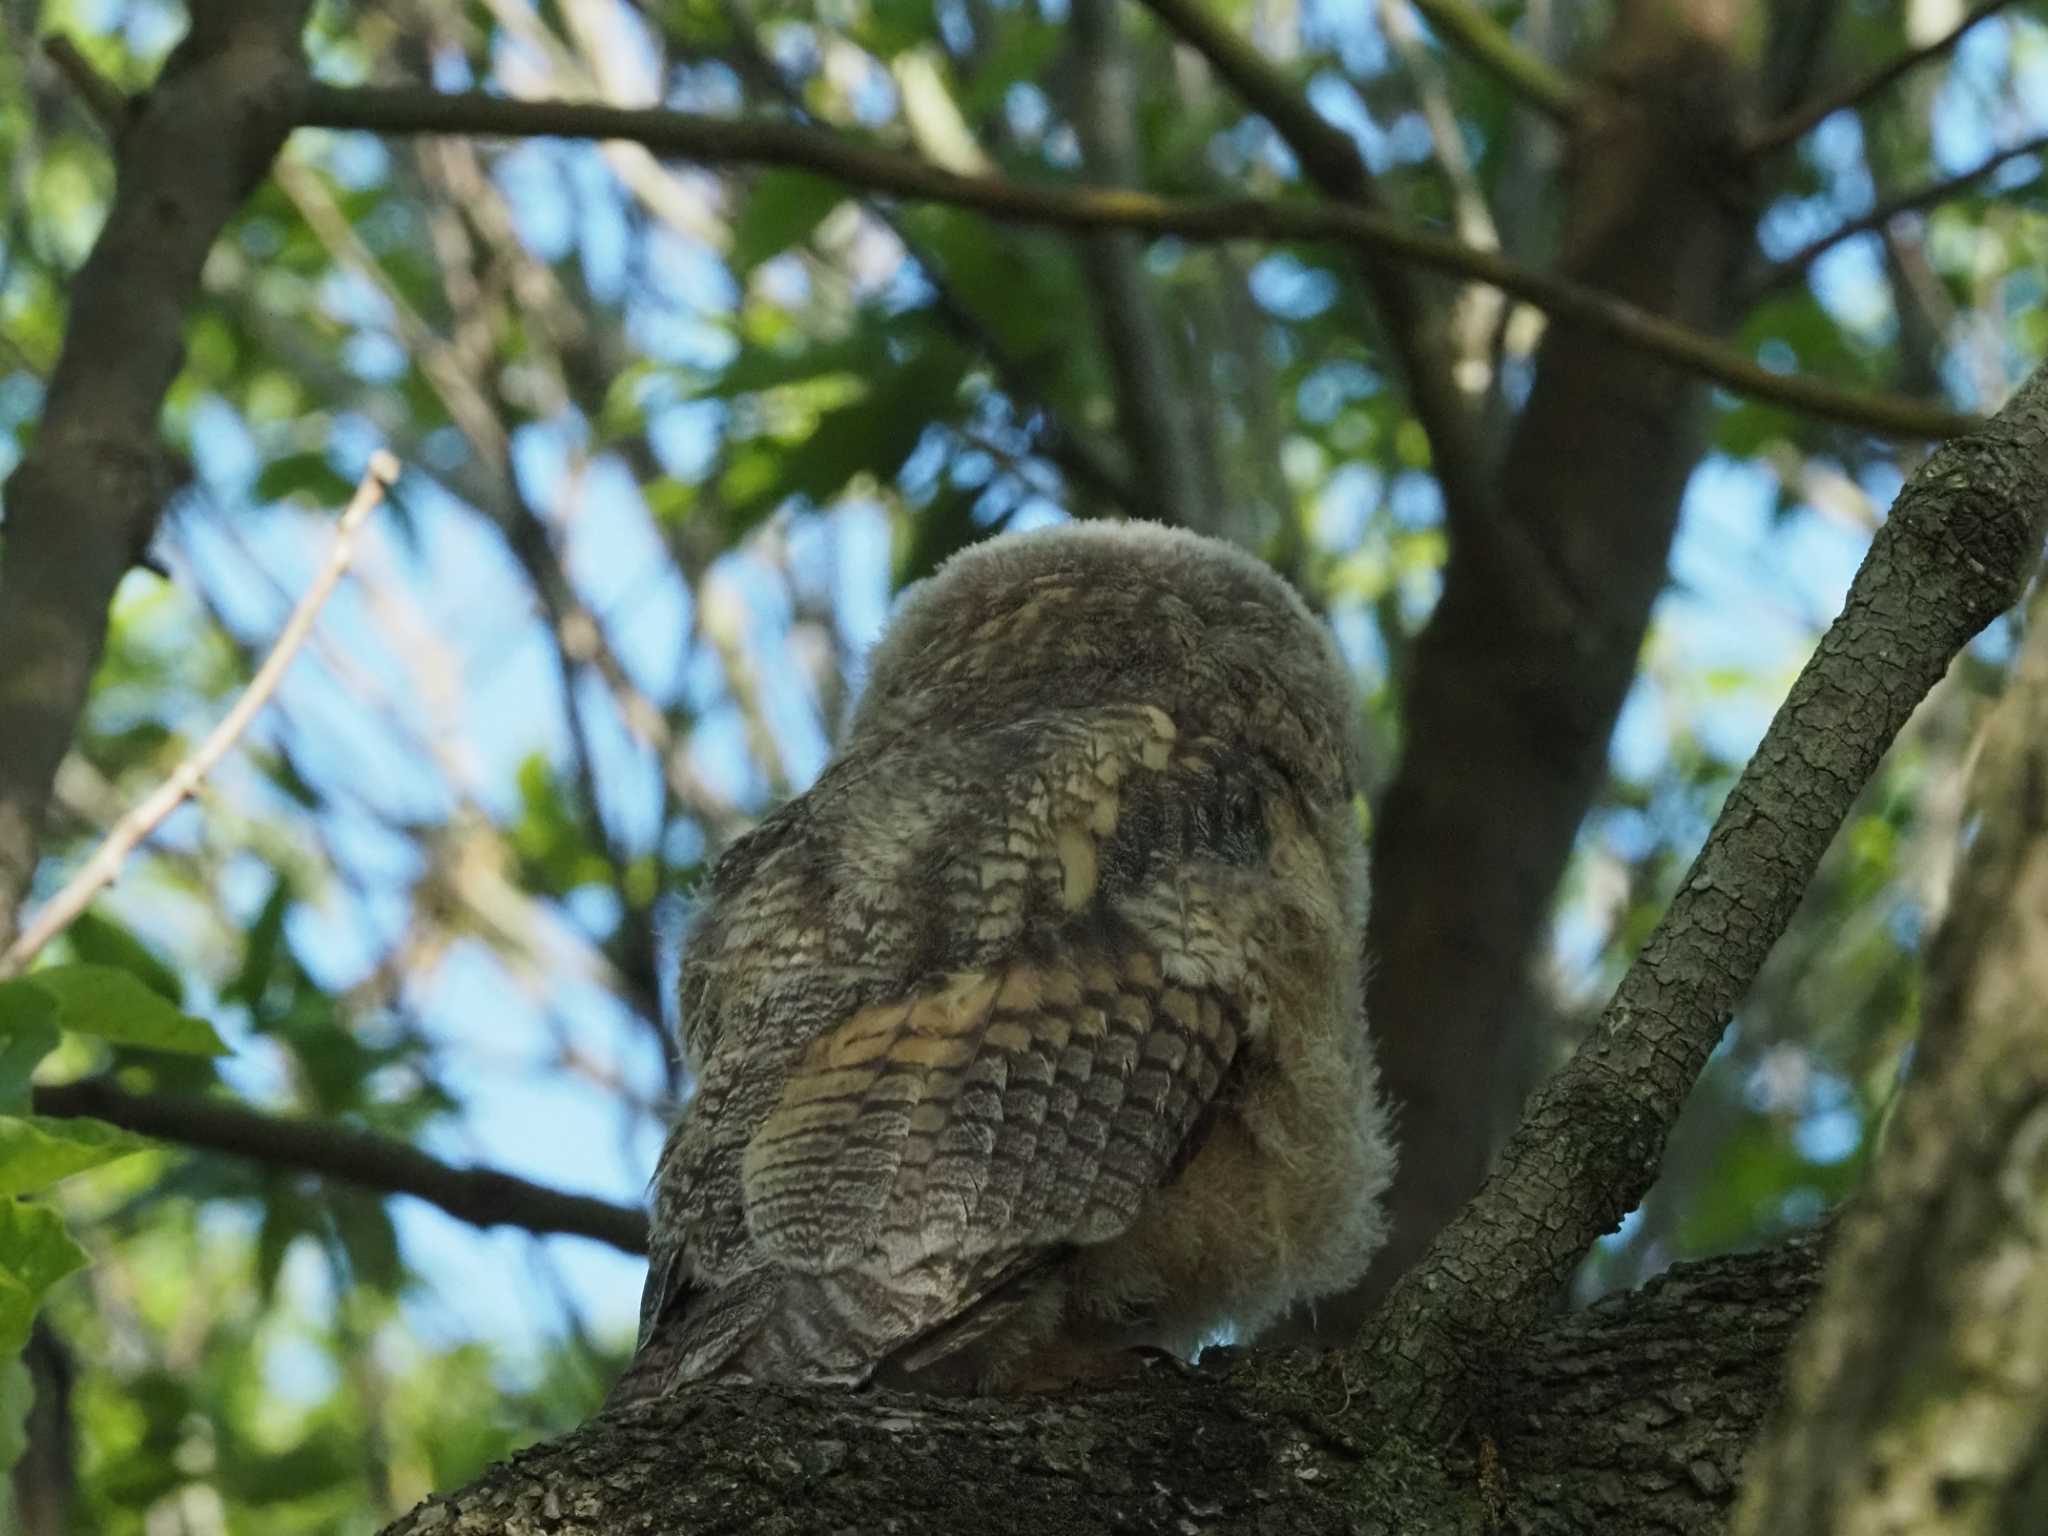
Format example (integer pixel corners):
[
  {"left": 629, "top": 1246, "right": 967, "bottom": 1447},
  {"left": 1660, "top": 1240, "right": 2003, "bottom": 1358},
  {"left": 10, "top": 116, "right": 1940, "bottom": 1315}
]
[
  {"left": 732, "top": 700, "right": 1258, "bottom": 1372},
  {"left": 746, "top": 934, "right": 1242, "bottom": 1254}
]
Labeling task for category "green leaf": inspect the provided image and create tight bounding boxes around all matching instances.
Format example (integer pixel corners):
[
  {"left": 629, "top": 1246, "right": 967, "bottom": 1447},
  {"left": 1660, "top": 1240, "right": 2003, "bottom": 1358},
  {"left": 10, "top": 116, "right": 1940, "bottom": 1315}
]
[
  {"left": 0, "top": 967, "right": 227, "bottom": 1056},
  {"left": 332, "top": 1193, "right": 401, "bottom": 1291},
  {"left": 253, "top": 450, "right": 354, "bottom": 507},
  {"left": 255, "top": 1182, "right": 318, "bottom": 1305},
  {"left": 0, "top": 988, "right": 60, "bottom": 1115},
  {"left": 63, "top": 912, "right": 183, "bottom": 1005},
  {"left": 510, "top": 755, "right": 615, "bottom": 897},
  {"left": 0, "top": 1202, "right": 88, "bottom": 1356},
  {"left": 721, "top": 339, "right": 966, "bottom": 530},
  {"left": 219, "top": 1431, "right": 361, "bottom": 1505},
  {"left": 897, "top": 206, "right": 1079, "bottom": 370},
  {"left": 0, "top": 1115, "right": 151, "bottom": 1198},
  {"left": 957, "top": 15, "right": 1065, "bottom": 119},
  {"left": 729, "top": 171, "right": 843, "bottom": 272},
  {"left": 0, "top": 1354, "right": 30, "bottom": 1477},
  {"left": 706, "top": 331, "right": 875, "bottom": 398},
  {"left": 861, "top": 0, "right": 935, "bottom": 54},
  {"left": 224, "top": 881, "right": 292, "bottom": 1014}
]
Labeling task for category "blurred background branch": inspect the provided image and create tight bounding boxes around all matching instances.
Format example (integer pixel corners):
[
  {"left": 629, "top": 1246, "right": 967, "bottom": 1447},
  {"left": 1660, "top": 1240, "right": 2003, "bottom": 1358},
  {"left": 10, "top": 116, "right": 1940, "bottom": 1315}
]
[{"left": 34, "top": 1075, "right": 648, "bottom": 1254}]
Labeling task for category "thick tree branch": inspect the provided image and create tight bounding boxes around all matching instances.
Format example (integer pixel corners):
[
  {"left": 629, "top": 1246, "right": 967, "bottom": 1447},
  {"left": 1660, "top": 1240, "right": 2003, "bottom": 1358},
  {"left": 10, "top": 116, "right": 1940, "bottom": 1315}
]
[
  {"left": 1753, "top": 131, "right": 2048, "bottom": 295},
  {"left": 1351, "top": 358, "right": 2048, "bottom": 1435},
  {"left": 293, "top": 86, "right": 1976, "bottom": 442},
  {"left": 1744, "top": 0, "right": 2026, "bottom": 159},
  {"left": 0, "top": 4, "right": 314, "bottom": 948},
  {"left": 32, "top": 1076, "right": 649, "bottom": 1255},
  {"left": 381, "top": 1235, "right": 1823, "bottom": 1536},
  {"left": 1132, "top": 0, "right": 1493, "bottom": 541},
  {"left": 1339, "top": 1, "right": 1766, "bottom": 1333},
  {"left": 1736, "top": 580, "right": 2048, "bottom": 1533},
  {"left": 1409, "top": 0, "right": 1579, "bottom": 123}
]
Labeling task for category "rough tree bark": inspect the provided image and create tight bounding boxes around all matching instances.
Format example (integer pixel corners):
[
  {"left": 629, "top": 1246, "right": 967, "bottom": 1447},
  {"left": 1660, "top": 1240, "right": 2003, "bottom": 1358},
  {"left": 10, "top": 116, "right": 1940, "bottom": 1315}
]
[
  {"left": 1736, "top": 433, "right": 2048, "bottom": 1534},
  {"left": 381, "top": 1237, "right": 1825, "bottom": 1536}
]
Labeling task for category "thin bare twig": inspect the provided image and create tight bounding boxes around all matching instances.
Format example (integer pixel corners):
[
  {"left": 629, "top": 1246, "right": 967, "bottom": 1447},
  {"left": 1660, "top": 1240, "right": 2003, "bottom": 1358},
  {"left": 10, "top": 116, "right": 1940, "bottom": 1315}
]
[
  {"left": 1409, "top": 0, "right": 1577, "bottom": 124},
  {"left": 1754, "top": 131, "right": 2048, "bottom": 295},
  {"left": 0, "top": 453, "right": 400, "bottom": 980},
  {"left": 1381, "top": 0, "right": 1510, "bottom": 412},
  {"left": 1745, "top": 0, "right": 2026, "bottom": 159},
  {"left": 1070, "top": 0, "right": 1215, "bottom": 529},
  {"left": 1132, "top": 0, "right": 1491, "bottom": 538},
  {"left": 33, "top": 1074, "right": 649, "bottom": 1254},
  {"left": 0, "top": 0, "right": 314, "bottom": 951},
  {"left": 708, "top": 0, "right": 1138, "bottom": 514},
  {"left": 294, "top": 87, "right": 1980, "bottom": 441},
  {"left": 40, "top": 34, "right": 131, "bottom": 136}
]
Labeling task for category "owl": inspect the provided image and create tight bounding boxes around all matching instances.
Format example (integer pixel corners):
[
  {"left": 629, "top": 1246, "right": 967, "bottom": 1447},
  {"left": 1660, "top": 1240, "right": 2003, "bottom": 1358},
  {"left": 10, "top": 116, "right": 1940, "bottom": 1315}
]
[{"left": 610, "top": 521, "right": 1394, "bottom": 1400}]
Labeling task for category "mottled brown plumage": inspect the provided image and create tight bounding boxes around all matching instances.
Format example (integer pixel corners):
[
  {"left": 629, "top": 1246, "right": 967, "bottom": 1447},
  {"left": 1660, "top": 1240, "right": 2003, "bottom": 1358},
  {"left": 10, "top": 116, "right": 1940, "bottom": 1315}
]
[{"left": 610, "top": 522, "right": 1394, "bottom": 1400}]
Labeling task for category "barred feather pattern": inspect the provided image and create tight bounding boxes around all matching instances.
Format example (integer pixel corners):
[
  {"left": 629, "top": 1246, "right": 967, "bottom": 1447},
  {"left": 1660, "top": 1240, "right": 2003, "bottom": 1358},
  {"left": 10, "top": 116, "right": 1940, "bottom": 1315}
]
[{"left": 610, "top": 522, "right": 1395, "bottom": 1401}]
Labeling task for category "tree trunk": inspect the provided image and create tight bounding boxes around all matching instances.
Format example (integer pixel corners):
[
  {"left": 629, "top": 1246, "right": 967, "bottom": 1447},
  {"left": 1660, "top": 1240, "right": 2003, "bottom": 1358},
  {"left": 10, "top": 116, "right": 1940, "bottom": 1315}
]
[{"left": 1352, "top": 0, "right": 1768, "bottom": 1317}]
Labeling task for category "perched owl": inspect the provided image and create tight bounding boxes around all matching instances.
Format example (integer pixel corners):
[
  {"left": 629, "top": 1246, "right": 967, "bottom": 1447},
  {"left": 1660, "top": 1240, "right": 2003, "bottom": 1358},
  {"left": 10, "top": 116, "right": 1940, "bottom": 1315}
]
[{"left": 610, "top": 521, "right": 1394, "bottom": 1401}]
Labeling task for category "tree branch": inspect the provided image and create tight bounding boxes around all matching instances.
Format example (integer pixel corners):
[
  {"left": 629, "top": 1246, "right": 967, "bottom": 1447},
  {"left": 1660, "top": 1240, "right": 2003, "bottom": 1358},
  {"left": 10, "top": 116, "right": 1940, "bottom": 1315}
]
[
  {"left": 1067, "top": 0, "right": 1216, "bottom": 530},
  {"left": 706, "top": 0, "right": 1140, "bottom": 516},
  {"left": 292, "top": 86, "right": 1978, "bottom": 442},
  {"left": 1752, "top": 131, "right": 2048, "bottom": 295},
  {"left": 1377, "top": 0, "right": 1511, "bottom": 436},
  {"left": 32, "top": 1076, "right": 649, "bottom": 1255},
  {"left": 1409, "top": 0, "right": 1579, "bottom": 124},
  {"left": 378, "top": 1234, "right": 1824, "bottom": 1536},
  {"left": 1349, "top": 357, "right": 2048, "bottom": 1435},
  {"left": 0, "top": 3, "right": 314, "bottom": 949},
  {"left": 1735, "top": 580, "right": 2048, "bottom": 1532},
  {"left": 0, "top": 454, "right": 399, "bottom": 981},
  {"left": 1331, "top": 6, "right": 1771, "bottom": 1331},
  {"left": 40, "top": 34, "right": 130, "bottom": 136},
  {"left": 1744, "top": 0, "right": 2026, "bottom": 159},
  {"left": 1131, "top": 0, "right": 1493, "bottom": 541}
]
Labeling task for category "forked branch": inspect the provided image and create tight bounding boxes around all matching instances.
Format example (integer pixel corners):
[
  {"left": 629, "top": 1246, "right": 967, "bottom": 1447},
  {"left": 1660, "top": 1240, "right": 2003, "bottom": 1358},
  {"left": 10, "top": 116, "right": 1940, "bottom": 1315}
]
[
  {"left": 1754, "top": 131, "right": 2048, "bottom": 294},
  {"left": 1348, "top": 359, "right": 2048, "bottom": 1433},
  {"left": 1745, "top": 0, "right": 2027, "bottom": 159}
]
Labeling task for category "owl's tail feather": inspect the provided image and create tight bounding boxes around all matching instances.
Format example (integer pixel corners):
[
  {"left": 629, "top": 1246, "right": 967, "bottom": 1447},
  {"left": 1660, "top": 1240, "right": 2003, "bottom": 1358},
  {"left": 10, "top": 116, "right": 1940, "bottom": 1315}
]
[
  {"left": 605, "top": 1268, "right": 788, "bottom": 1406},
  {"left": 609, "top": 1252, "right": 1068, "bottom": 1402},
  {"left": 872, "top": 1251, "right": 1062, "bottom": 1389}
]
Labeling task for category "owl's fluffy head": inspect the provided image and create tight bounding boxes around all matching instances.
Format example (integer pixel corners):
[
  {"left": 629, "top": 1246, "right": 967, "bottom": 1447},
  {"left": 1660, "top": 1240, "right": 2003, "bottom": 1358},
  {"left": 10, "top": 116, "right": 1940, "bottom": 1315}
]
[{"left": 849, "top": 521, "right": 1362, "bottom": 801}]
